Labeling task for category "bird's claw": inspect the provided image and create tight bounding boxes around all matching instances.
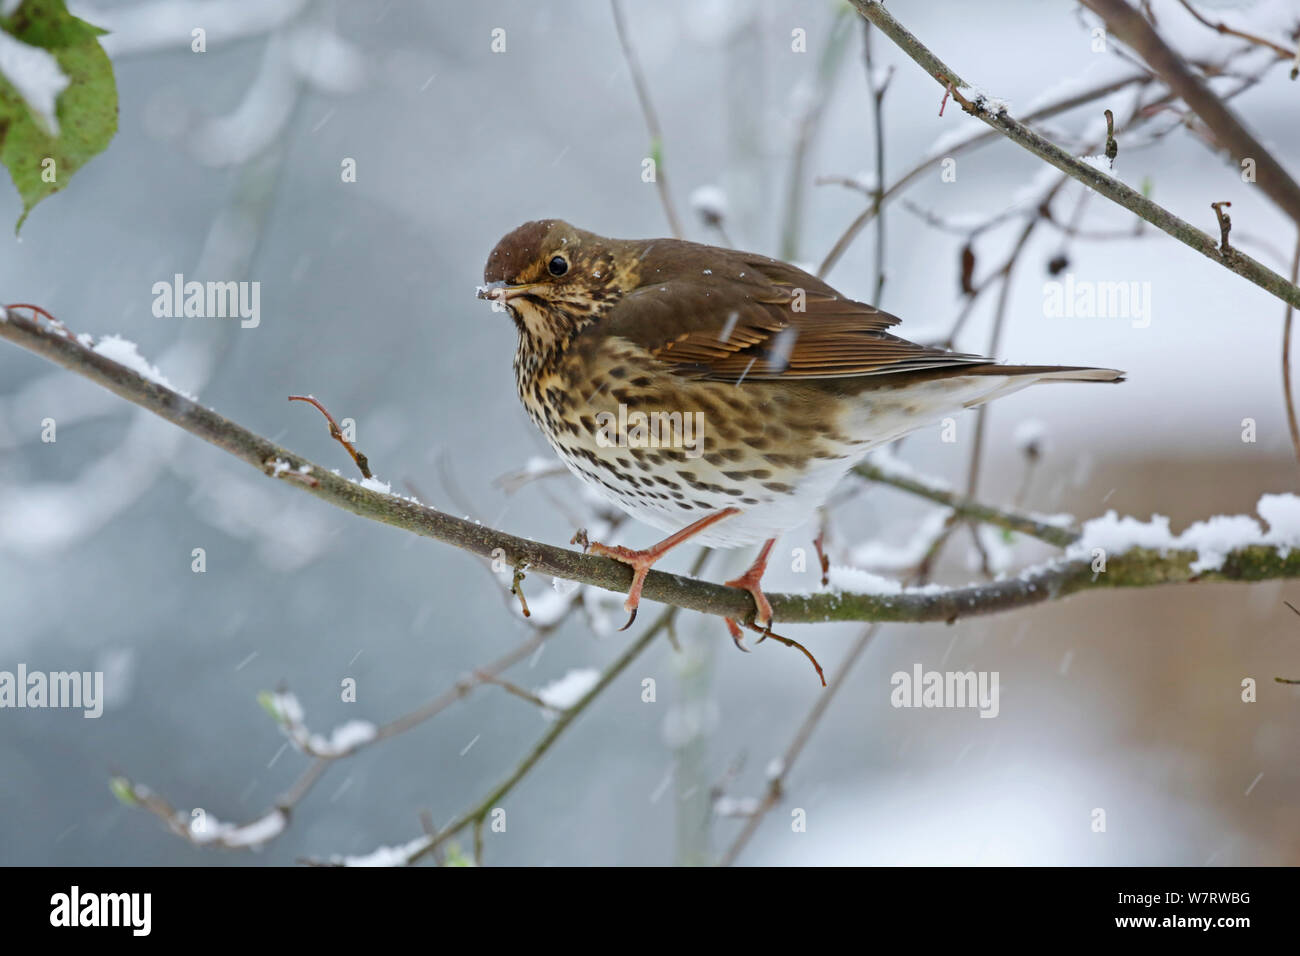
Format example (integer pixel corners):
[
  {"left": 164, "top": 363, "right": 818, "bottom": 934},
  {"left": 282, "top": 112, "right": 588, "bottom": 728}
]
[{"left": 576, "top": 509, "right": 742, "bottom": 636}]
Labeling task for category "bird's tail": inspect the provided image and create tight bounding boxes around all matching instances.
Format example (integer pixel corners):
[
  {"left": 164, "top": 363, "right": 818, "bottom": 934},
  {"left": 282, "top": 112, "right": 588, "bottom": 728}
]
[
  {"left": 950, "top": 364, "right": 1124, "bottom": 409},
  {"left": 968, "top": 364, "right": 1125, "bottom": 384}
]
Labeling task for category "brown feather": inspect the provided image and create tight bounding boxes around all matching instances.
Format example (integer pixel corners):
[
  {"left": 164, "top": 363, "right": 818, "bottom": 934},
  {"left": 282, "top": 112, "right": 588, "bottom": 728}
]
[
  {"left": 598, "top": 238, "right": 991, "bottom": 383},
  {"left": 484, "top": 221, "right": 1121, "bottom": 389}
]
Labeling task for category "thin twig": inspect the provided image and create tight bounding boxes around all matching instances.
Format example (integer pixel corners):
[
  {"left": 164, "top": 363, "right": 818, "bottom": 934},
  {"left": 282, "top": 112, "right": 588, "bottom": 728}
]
[
  {"left": 719, "top": 498, "right": 957, "bottom": 864},
  {"left": 1283, "top": 235, "right": 1300, "bottom": 479},
  {"left": 473, "top": 672, "right": 552, "bottom": 711},
  {"left": 287, "top": 394, "right": 371, "bottom": 478},
  {"left": 1173, "top": 0, "right": 1296, "bottom": 66},
  {"left": 779, "top": 6, "right": 854, "bottom": 262},
  {"left": 398, "top": 549, "right": 710, "bottom": 866},
  {"left": 963, "top": 212, "right": 1044, "bottom": 574},
  {"left": 716, "top": 621, "right": 880, "bottom": 866},
  {"left": 114, "top": 615, "right": 564, "bottom": 849},
  {"left": 610, "top": 0, "right": 683, "bottom": 239},
  {"left": 861, "top": 20, "right": 891, "bottom": 303},
  {"left": 897, "top": 198, "right": 1022, "bottom": 238},
  {"left": 847, "top": 0, "right": 1300, "bottom": 309},
  {"left": 852, "top": 459, "right": 1079, "bottom": 547},
  {"left": 1082, "top": 0, "right": 1300, "bottom": 226},
  {"left": 816, "top": 68, "right": 1155, "bottom": 276}
]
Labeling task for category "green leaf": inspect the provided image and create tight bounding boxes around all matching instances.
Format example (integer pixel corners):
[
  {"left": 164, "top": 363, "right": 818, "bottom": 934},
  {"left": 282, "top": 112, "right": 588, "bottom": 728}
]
[{"left": 0, "top": 0, "right": 117, "bottom": 231}]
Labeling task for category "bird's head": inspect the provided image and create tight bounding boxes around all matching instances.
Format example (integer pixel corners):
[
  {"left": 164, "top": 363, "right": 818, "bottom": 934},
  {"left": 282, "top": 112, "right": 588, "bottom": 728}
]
[{"left": 480, "top": 220, "right": 639, "bottom": 347}]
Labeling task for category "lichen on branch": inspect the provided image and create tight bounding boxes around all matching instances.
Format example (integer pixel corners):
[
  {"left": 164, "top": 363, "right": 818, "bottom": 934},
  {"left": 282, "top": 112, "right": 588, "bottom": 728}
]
[{"left": 4, "top": 305, "right": 1300, "bottom": 632}]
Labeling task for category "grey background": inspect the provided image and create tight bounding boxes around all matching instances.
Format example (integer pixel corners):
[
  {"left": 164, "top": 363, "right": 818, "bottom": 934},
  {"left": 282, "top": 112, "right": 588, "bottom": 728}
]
[{"left": 1, "top": 0, "right": 1298, "bottom": 865}]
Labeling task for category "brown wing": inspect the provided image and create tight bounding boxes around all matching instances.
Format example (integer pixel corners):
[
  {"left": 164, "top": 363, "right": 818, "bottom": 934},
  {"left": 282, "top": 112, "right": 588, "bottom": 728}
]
[{"left": 601, "top": 246, "right": 990, "bottom": 383}]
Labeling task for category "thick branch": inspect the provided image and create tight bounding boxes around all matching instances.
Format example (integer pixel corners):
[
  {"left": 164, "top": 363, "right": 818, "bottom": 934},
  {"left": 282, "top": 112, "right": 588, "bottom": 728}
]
[
  {"left": 1082, "top": 0, "right": 1300, "bottom": 226},
  {"left": 4, "top": 309, "right": 1300, "bottom": 628},
  {"left": 848, "top": 0, "right": 1300, "bottom": 310}
]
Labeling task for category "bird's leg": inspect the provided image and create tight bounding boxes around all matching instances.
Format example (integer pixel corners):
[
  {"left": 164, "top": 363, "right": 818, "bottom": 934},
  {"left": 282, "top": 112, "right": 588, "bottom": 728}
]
[
  {"left": 812, "top": 524, "right": 831, "bottom": 587},
  {"left": 724, "top": 538, "right": 776, "bottom": 650},
  {"left": 573, "top": 507, "right": 739, "bottom": 631}
]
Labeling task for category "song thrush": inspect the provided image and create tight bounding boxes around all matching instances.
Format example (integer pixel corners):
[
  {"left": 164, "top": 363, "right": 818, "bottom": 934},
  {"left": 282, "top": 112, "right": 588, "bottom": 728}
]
[{"left": 481, "top": 219, "right": 1122, "bottom": 645}]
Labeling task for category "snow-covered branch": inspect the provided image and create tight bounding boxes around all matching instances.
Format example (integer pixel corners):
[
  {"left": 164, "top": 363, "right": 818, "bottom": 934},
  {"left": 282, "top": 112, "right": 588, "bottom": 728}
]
[
  {"left": 848, "top": 0, "right": 1300, "bottom": 310},
  {"left": 6, "top": 305, "right": 1300, "bottom": 633}
]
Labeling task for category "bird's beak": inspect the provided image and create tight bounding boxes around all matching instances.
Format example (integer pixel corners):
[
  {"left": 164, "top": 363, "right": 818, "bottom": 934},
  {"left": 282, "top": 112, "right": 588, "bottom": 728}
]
[{"left": 478, "top": 281, "right": 542, "bottom": 304}]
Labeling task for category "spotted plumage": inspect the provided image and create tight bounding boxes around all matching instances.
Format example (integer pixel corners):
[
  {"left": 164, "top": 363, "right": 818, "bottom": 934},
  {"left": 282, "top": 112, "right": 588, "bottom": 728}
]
[{"left": 482, "top": 219, "right": 1122, "bottom": 638}]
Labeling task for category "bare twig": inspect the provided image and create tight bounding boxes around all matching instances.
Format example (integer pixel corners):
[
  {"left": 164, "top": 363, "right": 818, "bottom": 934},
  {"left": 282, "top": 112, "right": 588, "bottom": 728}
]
[
  {"left": 861, "top": 21, "right": 891, "bottom": 302},
  {"left": 956, "top": 212, "right": 1047, "bottom": 577},
  {"left": 392, "top": 551, "right": 710, "bottom": 866},
  {"left": 1173, "top": 0, "right": 1297, "bottom": 71},
  {"left": 852, "top": 458, "right": 1079, "bottom": 547},
  {"left": 1283, "top": 235, "right": 1300, "bottom": 479},
  {"left": 779, "top": 6, "right": 854, "bottom": 261},
  {"left": 610, "top": 0, "right": 683, "bottom": 239},
  {"left": 716, "top": 621, "right": 881, "bottom": 866},
  {"left": 817, "top": 68, "right": 1155, "bottom": 276},
  {"left": 114, "top": 615, "right": 564, "bottom": 849},
  {"left": 963, "top": 214, "right": 1043, "bottom": 513},
  {"left": 720, "top": 489, "right": 958, "bottom": 864},
  {"left": 847, "top": 0, "right": 1300, "bottom": 309},
  {"left": 473, "top": 672, "right": 552, "bottom": 711},
  {"left": 898, "top": 198, "right": 1021, "bottom": 238},
  {"left": 1082, "top": 0, "right": 1300, "bottom": 226},
  {"left": 894, "top": 88, "right": 1140, "bottom": 570},
  {"left": 287, "top": 394, "right": 371, "bottom": 479}
]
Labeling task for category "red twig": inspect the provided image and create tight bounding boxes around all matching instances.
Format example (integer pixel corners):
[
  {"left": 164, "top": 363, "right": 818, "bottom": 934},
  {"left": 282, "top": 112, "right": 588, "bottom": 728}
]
[
  {"left": 287, "top": 394, "right": 372, "bottom": 478},
  {"left": 938, "top": 79, "right": 954, "bottom": 116},
  {"left": 5, "top": 303, "right": 73, "bottom": 337}
]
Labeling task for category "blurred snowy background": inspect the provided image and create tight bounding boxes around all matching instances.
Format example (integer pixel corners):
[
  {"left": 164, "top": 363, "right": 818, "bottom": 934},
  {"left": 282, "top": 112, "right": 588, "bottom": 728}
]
[{"left": 2, "top": 0, "right": 1299, "bottom": 865}]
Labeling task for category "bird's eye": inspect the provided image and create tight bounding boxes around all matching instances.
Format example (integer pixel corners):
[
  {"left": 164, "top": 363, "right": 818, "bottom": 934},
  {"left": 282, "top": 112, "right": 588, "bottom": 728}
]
[{"left": 547, "top": 255, "right": 569, "bottom": 277}]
